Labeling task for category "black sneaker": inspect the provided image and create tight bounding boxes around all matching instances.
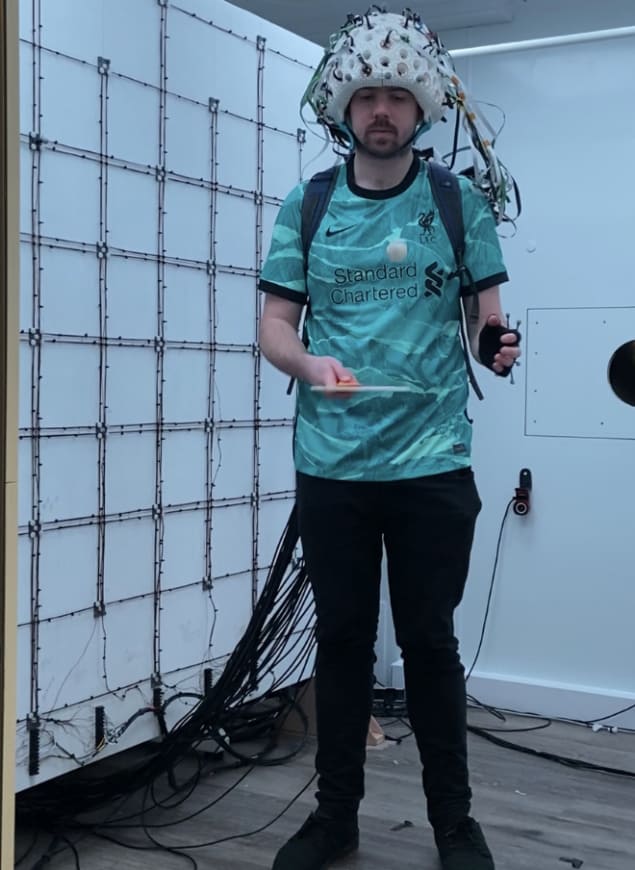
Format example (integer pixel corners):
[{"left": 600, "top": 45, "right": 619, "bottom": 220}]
[
  {"left": 271, "top": 812, "right": 359, "bottom": 870},
  {"left": 434, "top": 817, "right": 495, "bottom": 870}
]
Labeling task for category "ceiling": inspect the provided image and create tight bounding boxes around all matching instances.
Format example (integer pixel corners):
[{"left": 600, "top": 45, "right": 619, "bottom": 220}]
[{"left": 226, "top": 0, "right": 516, "bottom": 48}]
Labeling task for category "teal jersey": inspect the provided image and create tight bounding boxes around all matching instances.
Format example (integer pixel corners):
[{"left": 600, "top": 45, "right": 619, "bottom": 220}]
[{"left": 260, "top": 156, "right": 509, "bottom": 482}]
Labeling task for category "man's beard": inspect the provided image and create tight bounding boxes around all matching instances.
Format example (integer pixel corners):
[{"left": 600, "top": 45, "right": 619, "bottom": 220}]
[{"left": 354, "top": 125, "right": 416, "bottom": 160}]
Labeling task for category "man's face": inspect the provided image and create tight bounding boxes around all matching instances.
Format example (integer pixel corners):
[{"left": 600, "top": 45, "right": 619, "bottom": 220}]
[{"left": 347, "top": 87, "right": 421, "bottom": 158}]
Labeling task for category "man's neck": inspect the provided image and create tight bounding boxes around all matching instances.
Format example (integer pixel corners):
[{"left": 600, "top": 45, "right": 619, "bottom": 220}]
[{"left": 352, "top": 148, "right": 415, "bottom": 191}]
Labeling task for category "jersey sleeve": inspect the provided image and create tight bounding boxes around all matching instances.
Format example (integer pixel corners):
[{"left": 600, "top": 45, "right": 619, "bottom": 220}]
[
  {"left": 259, "top": 182, "right": 308, "bottom": 304},
  {"left": 458, "top": 176, "right": 509, "bottom": 294}
]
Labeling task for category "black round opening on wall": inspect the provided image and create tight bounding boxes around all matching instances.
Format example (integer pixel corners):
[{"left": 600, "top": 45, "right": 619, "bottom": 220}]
[{"left": 608, "top": 340, "right": 635, "bottom": 406}]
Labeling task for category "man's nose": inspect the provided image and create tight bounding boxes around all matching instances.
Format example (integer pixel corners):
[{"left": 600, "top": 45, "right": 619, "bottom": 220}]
[{"left": 372, "top": 101, "right": 390, "bottom": 118}]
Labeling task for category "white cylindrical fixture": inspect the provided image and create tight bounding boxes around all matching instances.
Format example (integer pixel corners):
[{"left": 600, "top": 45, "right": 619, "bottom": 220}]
[{"left": 453, "top": 25, "right": 635, "bottom": 58}]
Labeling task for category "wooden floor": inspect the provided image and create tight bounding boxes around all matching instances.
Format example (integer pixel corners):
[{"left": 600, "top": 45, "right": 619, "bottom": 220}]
[{"left": 16, "top": 709, "right": 635, "bottom": 869}]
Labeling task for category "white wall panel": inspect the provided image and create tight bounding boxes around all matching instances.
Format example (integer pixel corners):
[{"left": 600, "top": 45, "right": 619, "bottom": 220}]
[
  {"left": 160, "top": 584, "right": 218, "bottom": 672},
  {"left": 259, "top": 427, "right": 295, "bottom": 494},
  {"left": 17, "top": 535, "right": 32, "bottom": 625},
  {"left": 39, "top": 249, "right": 100, "bottom": 335},
  {"left": 19, "top": 243, "right": 33, "bottom": 331},
  {"left": 97, "top": 598, "right": 156, "bottom": 688},
  {"left": 163, "top": 351, "right": 210, "bottom": 420},
  {"left": 38, "top": 613, "right": 103, "bottom": 711},
  {"left": 162, "top": 511, "right": 206, "bottom": 589},
  {"left": 164, "top": 266, "right": 211, "bottom": 342},
  {"left": 40, "top": 55, "right": 101, "bottom": 152},
  {"left": 217, "top": 114, "right": 259, "bottom": 191},
  {"left": 39, "top": 345, "right": 99, "bottom": 426},
  {"left": 107, "top": 169, "right": 158, "bottom": 253},
  {"left": 39, "top": 438, "right": 97, "bottom": 522},
  {"left": 210, "top": 504, "right": 254, "bottom": 577},
  {"left": 108, "top": 78, "right": 161, "bottom": 166},
  {"left": 205, "top": 573, "right": 253, "bottom": 660},
  {"left": 256, "top": 358, "right": 295, "bottom": 420},
  {"left": 263, "top": 128, "right": 305, "bottom": 199},
  {"left": 258, "top": 501, "right": 297, "bottom": 571},
  {"left": 38, "top": 526, "right": 97, "bottom": 618},
  {"left": 17, "top": 343, "right": 31, "bottom": 432},
  {"left": 38, "top": 1, "right": 108, "bottom": 71},
  {"left": 215, "top": 272, "right": 258, "bottom": 345},
  {"left": 211, "top": 426, "right": 254, "bottom": 500},
  {"left": 18, "top": 145, "right": 32, "bottom": 234},
  {"left": 40, "top": 0, "right": 162, "bottom": 83},
  {"left": 215, "top": 191, "right": 258, "bottom": 268},
  {"left": 107, "top": 259, "right": 158, "bottom": 337},
  {"left": 214, "top": 351, "right": 256, "bottom": 420},
  {"left": 17, "top": 0, "right": 323, "bottom": 790},
  {"left": 18, "top": 48, "right": 33, "bottom": 135},
  {"left": 104, "top": 518, "right": 155, "bottom": 600},
  {"left": 16, "top": 627, "right": 33, "bottom": 721},
  {"left": 162, "top": 431, "right": 207, "bottom": 504},
  {"left": 105, "top": 350, "right": 157, "bottom": 423},
  {"left": 262, "top": 51, "right": 313, "bottom": 132},
  {"left": 527, "top": 308, "right": 635, "bottom": 439},
  {"left": 165, "top": 96, "right": 212, "bottom": 180},
  {"left": 164, "top": 183, "right": 211, "bottom": 261},
  {"left": 40, "top": 153, "right": 100, "bottom": 242},
  {"left": 445, "top": 31, "right": 635, "bottom": 725},
  {"left": 168, "top": 12, "right": 259, "bottom": 115},
  {"left": 105, "top": 435, "right": 156, "bottom": 513}
]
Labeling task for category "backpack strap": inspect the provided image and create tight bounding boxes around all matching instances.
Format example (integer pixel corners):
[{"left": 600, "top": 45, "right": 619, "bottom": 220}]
[
  {"left": 286, "top": 165, "right": 340, "bottom": 395},
  {"left": 300, "top": 164, "right": 341, "bottom": 269},
  {"left": 427, "top": 161, "right": 465, "bottom": 272},
  {"left": 427, "top": 160, "right": 484, "bottom": 401}
]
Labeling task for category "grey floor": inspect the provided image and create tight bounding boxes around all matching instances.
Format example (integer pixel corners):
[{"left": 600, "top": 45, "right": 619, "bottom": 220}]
[{"left": 15, "top": 708, "right": 634, "bottom": 869}]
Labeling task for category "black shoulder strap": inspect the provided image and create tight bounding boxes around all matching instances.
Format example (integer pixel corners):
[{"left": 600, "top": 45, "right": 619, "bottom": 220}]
[
  {"left": 285, "top": 165, "right": 339, "bottom": 396},
  {"left": 427, "top": 160, "right": 485, "bottom": 401},
  {"left": 427, "top": 160, "right": 465, "bottom": 270},
  {"left": 300, "top": 164, "right": 340, "bottom": 269}
]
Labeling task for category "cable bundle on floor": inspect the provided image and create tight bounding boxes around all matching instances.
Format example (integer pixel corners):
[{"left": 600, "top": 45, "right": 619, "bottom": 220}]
[{"left": 16, "top": 506, "right": 315, "bottom": 829}]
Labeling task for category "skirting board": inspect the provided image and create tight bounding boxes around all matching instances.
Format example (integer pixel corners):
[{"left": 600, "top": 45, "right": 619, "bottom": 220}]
[{"left": 389, "top": 660, "right": 635, "bottom": 731}]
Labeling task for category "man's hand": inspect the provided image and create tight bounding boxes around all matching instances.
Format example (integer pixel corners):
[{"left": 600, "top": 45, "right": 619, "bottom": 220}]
[
  {"left": 478, "top": 314, "right": 521, "bottom": 376},
  {"left": 301, "top": 355, "right": 360, "bottom": 396}
]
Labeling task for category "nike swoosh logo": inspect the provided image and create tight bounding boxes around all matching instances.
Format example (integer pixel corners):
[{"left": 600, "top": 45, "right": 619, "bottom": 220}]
[{"left": 325, "top": 225, "right": 354, "bottom": 237}]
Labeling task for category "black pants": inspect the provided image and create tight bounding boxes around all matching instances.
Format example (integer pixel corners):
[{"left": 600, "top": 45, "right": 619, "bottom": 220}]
[{"left": 296, "top": 468, "right": 482, "bottom": 831}]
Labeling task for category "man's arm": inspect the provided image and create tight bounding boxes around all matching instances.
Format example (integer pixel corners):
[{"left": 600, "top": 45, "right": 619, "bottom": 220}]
[
  {"left": 259, "top": 294, "right": 358, "bottom": 387},
  {"left": 462, "top": 285, "right": 521, "bottom": 375}
]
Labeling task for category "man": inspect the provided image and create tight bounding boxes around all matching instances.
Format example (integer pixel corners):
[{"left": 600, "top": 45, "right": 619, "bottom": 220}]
[{"left": 259, "top": 8, "right": 520, "bottom": 870}]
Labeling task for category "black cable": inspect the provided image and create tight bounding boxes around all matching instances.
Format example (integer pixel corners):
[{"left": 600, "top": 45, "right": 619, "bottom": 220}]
[
  {"left": 146, "top": 772, "right": 317, "bottom": 852},
  {"left": 470, "top": 698, "right": 635, "bottom": 735},
  {"left": 17, "top": 507, "right": 316, "bottom": 868},
  {"left": 447, "top": 108, "right": 461, "bottom": 170},
  {"left": 103, "top": 766, "right": 255, "bottom": 832},
  {"left": 468, "top": 724, "right": 635, "bottom": 778},
  {"left": 467, "top": 693, "right": 506, "bottom": 722},
  {"left": 569, "top": 701, "right": 635, "bottom": 728},
  {"left": 465, "top": 499, "right": 513, "bottom": 681},
  {"left": 14, "top": 828, "right": 40, "bottom": 866}
]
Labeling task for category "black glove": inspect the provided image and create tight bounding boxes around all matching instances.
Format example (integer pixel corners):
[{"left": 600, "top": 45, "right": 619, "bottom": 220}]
[{"left": 478, "top": 322, "right": 521, "bottom": 377}]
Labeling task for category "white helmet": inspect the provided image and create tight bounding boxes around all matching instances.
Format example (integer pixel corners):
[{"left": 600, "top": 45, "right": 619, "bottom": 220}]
[
  {"left": 302, "top": 7, "right": 520, "bottom": 227},
  {"left": 303, "top": 7, "right": 457, "bottom": 136}
]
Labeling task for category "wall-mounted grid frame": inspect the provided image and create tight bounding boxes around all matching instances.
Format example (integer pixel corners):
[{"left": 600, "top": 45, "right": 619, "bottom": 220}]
[{"left": 15, "top": 0, "right": 324, "bottom": 789}]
